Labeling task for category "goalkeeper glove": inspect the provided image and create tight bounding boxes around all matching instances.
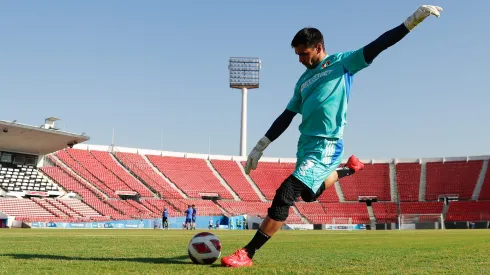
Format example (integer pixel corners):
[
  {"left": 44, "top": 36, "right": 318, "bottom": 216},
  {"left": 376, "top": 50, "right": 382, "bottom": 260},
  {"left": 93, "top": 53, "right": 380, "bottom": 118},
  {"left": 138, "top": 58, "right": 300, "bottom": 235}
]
[
  {"left": 404, "top": 5, "right": 443, "bottom": 31},
  {"left": 244, "top": 136, "right": 271, "bottom": 175}
]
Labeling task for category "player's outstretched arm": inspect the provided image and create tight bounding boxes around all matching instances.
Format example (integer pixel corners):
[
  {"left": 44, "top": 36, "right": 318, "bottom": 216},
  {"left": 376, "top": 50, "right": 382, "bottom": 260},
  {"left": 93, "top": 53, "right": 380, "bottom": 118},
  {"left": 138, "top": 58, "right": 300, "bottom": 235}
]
[
  {"left": 244, "top": 109, "right": 296, "bottom": 174},
  {"left": 265, "top": 109, "right": 296, "bottom": 142},
  {"left": 363, "top": 5, "right": 442, "bottom": 64}
]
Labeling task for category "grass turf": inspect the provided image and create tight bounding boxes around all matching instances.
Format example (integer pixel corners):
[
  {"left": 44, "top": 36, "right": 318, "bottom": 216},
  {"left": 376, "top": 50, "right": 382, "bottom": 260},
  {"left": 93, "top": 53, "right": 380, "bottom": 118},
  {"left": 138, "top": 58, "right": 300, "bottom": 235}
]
[{"left": 0, "top": 229, "right": 489, "bottom": 274}]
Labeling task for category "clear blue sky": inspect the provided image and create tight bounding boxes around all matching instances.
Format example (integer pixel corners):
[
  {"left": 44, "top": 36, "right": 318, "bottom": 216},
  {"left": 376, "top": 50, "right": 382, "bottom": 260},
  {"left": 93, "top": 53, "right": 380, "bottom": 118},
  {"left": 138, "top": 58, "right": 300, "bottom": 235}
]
[{"left": 1, "top": 1, "right": 488, "bottom": 159}]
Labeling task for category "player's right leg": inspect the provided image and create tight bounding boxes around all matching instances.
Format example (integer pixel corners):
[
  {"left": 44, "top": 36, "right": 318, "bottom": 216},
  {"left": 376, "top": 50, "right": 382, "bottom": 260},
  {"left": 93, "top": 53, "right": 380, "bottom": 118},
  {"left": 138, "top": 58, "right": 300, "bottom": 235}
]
[{"left": 300, "top": 155, "right": 364, "bottom": 202}]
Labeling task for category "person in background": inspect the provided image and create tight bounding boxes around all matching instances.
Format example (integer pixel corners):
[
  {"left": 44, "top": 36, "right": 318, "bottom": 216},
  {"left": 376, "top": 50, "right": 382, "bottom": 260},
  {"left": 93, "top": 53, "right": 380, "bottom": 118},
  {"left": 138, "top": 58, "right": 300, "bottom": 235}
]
[
  {"left": 184, "top": 205, "right": 192, "bottom": 230},
  {"left": 191, "top": 204, "right": 197, "bottom": 230},
  {"left": 162, "top": 207, "right": 169, "bottom": 230}
]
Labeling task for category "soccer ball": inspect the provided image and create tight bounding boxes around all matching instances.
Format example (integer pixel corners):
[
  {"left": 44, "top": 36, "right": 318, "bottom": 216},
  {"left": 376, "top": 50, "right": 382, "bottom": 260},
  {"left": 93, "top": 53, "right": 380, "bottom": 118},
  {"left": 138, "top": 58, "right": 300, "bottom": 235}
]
[{"left": 187, "top": 232, "right": 222, "bottom": 264}]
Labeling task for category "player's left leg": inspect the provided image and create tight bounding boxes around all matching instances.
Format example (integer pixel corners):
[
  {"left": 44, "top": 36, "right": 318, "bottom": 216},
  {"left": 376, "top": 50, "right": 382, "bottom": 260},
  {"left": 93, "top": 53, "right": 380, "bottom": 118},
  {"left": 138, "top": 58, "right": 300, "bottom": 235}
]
[
  {"left": 221, "top": 137, "right": 364, "bottom": 267},
  {"left": 221, "top": 174, "right": 304, "bottom": 267},
  {"left": 220, "top": 165, "right": 362, "bottom": 268}
]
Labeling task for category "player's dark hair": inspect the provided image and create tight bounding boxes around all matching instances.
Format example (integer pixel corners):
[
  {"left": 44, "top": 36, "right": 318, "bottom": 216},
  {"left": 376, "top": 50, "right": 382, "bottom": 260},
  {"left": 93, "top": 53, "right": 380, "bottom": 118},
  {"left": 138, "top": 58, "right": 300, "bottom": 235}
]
[{"left": 291, "top": 27, "right": 325, "bottom": 49}]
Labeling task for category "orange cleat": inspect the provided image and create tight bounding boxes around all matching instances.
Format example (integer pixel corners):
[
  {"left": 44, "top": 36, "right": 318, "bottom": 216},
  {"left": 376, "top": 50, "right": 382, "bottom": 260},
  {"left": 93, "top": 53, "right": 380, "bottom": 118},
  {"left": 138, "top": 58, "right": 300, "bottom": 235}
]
[
  {"left": 221, "top": 248, "right": 253, "bottom": 267},
  {"left": 345, "top": 155, "right": 364, "bottom": 172}
]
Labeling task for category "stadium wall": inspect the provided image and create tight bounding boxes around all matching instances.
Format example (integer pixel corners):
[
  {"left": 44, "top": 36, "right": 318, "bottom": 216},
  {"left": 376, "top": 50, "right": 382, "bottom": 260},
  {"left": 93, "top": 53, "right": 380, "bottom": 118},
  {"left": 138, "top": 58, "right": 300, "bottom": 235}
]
[{"left": 26, "top": 215, "right": 247, "bottom": 230}]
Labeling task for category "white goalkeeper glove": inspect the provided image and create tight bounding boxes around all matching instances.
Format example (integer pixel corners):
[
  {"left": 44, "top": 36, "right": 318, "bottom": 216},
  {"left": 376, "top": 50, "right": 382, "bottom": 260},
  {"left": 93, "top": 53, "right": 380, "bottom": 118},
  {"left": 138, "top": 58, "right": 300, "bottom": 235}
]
[
  {"left": 244, "top": 136, "right": 271, "bottom": 175},
  {"left": 404, "top": 5, "right": 443, "bottom": 31}
]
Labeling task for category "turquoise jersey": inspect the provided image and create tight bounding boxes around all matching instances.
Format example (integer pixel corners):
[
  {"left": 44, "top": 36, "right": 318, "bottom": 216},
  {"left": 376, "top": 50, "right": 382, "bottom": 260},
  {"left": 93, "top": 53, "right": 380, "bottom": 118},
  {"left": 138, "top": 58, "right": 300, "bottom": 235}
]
[{"left": 286, "top": 48, "right": 370, "bottom": 138}]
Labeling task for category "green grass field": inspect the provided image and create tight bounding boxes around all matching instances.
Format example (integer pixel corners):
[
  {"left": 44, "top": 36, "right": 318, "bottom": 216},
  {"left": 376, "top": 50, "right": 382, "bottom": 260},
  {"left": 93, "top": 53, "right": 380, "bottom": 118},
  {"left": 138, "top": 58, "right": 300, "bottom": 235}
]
[{"left": 0, "top": 229, "right": 489, "bottom": 274}]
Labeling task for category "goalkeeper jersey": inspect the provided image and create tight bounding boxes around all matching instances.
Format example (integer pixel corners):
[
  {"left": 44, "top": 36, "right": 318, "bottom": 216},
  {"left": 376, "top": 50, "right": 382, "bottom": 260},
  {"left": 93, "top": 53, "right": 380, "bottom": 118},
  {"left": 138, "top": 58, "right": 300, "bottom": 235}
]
[{"left": 286, "top": 48, "right": 370, "bottom": 139}]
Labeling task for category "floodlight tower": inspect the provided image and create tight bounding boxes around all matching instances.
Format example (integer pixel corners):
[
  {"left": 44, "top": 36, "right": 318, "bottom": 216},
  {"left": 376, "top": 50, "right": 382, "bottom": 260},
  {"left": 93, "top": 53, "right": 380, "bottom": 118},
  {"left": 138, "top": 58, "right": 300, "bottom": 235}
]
[{"left": 228, "top": 57, "right": 261, "bottom": 157}]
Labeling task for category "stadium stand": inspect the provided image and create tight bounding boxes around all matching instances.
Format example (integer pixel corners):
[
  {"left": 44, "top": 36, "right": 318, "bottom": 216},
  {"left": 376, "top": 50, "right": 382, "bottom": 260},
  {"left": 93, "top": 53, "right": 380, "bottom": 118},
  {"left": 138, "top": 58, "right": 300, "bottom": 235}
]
[
  {"left": 245, "top": 162, "right": 295, "bottom": 200},
  {"left": 40, "top": 166, "right": 130, "bottom": 220},
  {"left": 105, "top": 199, "right": 156, "bottom": 219},
  {"left": 141, "top": 198, "right": 180, "bottom": 216},
  {"left": 4, "top": 149, "right": 490, "bottom": 226},
  {"left": 0, "top": 163, "right": 60, "bottom": 193},
  {"left": 396, "top": 163, "right": 421, "bottom": 201},
  {"left": 316, "top": 203, "right": 370, "bottom": 224},
  {"left": 317, "top": 186, "right": 340, "bottom": 202},
  {"left": 1, "top": 119, "right": 489, "bottom": 228},
  {"left": 425, "top": 160, "right": 482, "bottom": 200},
  {"left": 89, "top": 150, "right": 155, "bottom": 197},
  {"left": 113, "top": 152, "right": 183, "bottom": 199},
  {"left": 445, "top": 201, "right": 490, "bottom": 222},
  {"left": 0, "top": 198, "right": 57, "bottom": 222},
  {"left": 210, "top": 159, "right": 263, "bottom": 201},
  {"left": 167, "top": 199, "right": 225, "bottom": 216},
  {"left": 31, "top": 197, "right": 72, "bottom": 219},
  {"left": 63, "top": 148, "right": 147, "bottom": 196},
  {"left": 400, "top": 202, "right": 444, "bottom": 214},
  {"left": 54, "top": 198, "right": 106, "bottom": 220},
  {"left": 55, "top": 150, "right": 120, "bottom": 198},
  {"left": 295, "top": 202, "right": 327, "bottom": 223},
  {"left": 477, "top": 161, "right": 490, "bottom": 200},
  {"left": 400, "top": 201, "right": 444, "bottom": 222},
  {"left": 147, "top": 155, "right": 234, "bottom": 199},
  {"left": 339, "top": 163, "right": 391, "bottom": 201},
  {"left": 215, "top": 200, "right": 303, "bottom": 224},
  {"left": 372, "top": 202, "right": 398, "bottom": 223},
  {"left": 217, "top": 200, "right": 269, "bottom": 217}
]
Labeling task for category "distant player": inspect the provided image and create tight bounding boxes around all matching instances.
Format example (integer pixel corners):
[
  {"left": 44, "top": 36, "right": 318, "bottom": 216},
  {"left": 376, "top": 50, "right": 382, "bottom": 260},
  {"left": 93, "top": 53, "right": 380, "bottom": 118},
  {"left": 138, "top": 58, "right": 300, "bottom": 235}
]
[
  {"left": 221, "top": 5, "right": 443, "bottom": 267},
  {"left": 162, "top": 207, "right": 169, "bottom": 230},
  {"left": 184, "top": 205, "right": 192, "bottom": 230},
  {"left": 191, "top": 204, "right": 197, "bottom": 230}
]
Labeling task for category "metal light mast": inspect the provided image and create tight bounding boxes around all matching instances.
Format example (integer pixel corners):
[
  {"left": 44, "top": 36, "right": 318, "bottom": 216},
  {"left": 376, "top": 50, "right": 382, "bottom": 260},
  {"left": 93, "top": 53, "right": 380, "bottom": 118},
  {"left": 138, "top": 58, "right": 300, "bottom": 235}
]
[{"left": 228, "top": 57, "right": 261, "bottom": 157}]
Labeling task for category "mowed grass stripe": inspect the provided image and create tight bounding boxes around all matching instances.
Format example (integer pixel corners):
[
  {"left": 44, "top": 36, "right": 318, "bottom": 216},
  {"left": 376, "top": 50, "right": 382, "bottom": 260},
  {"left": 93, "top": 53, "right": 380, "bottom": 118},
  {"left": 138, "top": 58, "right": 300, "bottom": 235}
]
[{"left": 0, "top": 229, "right": 488, "bottom": 274}]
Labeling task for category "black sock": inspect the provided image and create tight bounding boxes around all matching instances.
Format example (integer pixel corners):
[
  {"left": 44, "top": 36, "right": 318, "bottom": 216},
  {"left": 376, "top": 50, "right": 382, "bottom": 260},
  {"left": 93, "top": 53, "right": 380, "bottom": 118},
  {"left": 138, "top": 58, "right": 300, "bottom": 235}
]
[
  {"left": 337, "top": 167, "right": 355, "bottom": 179},
  {"left": 243, "top": 228, "right": 271, "bottom": 259}
]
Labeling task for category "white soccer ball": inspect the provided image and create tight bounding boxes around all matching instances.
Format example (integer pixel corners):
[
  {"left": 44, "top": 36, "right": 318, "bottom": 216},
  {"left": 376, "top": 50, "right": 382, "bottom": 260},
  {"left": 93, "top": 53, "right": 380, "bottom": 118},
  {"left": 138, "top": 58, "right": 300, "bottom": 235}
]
[{"left": 187, "top": 232, "right": 222, "bottom": 264}]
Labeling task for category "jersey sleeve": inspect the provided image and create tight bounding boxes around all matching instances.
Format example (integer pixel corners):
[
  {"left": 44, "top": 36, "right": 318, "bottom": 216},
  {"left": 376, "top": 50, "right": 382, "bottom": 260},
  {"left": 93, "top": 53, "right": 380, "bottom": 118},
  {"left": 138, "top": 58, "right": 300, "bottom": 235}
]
[
  {"left": 286, "top": 86, "right": 302, "bottom": 114},
  {"left": 340, "top": 48, "right": 370, "bottom": 75}
]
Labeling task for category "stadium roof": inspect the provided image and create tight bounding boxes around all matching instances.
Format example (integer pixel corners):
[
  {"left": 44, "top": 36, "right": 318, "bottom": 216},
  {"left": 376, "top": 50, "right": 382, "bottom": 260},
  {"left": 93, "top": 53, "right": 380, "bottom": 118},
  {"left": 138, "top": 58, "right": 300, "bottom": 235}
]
[{"left": 0, "top": 120, "right": 89, "bottom": 155}]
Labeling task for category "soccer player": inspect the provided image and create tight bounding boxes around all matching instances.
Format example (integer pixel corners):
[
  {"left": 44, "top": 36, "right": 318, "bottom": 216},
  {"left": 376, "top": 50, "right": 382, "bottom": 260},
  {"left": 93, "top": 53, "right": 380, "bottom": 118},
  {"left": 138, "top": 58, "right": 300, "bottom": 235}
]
[
  {"left": 191, "top": 204, "right": 197, "bottom": 230},
  {"left": 162, "top": 207, "right": 169, "bottom": 230},
  {"left": 221, "top": 4, "right": 443, "bottom": 268},
  {"left": 184, "top": 205, "right": 192, "bottom": 230}
]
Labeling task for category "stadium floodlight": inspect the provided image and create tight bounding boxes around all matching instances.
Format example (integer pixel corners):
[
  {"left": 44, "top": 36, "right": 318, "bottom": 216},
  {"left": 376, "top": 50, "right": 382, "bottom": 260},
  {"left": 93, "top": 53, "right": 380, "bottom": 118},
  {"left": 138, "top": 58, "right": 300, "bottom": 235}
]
[{"left": 228, "top": 57, "right": 261, "bottom": 157}]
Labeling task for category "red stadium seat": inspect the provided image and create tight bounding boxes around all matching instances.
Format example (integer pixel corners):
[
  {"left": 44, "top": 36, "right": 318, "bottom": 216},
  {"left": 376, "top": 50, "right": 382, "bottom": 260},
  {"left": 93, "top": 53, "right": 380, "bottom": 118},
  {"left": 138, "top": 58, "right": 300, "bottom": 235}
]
[
  {"left": 147, "top": 155, "right": 234, "bottom": 199},
  {"left": 210, "top": 159, "right": 262, "bottom": 201},
  {"left": 425, "top": 160, "right": 482, "bottom": 200}
]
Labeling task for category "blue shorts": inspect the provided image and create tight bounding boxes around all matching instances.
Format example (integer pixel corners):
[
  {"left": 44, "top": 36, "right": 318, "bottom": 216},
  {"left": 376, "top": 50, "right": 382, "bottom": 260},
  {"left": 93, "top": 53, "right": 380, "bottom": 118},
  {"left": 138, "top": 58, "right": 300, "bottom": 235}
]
[
  {"left": 292, "top": 135, "right": 344, "bottom": 193},
  {"left": 185, "top": 218, "right": 192, "bottom": 223}
]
